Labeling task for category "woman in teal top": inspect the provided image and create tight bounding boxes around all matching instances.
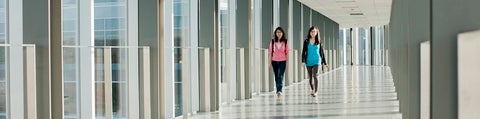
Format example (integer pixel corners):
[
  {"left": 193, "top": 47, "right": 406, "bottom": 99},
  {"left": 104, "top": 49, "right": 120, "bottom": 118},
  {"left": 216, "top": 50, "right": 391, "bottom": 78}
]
[{"left": 301, "top": 26, "right": 328, "bottom": 97}]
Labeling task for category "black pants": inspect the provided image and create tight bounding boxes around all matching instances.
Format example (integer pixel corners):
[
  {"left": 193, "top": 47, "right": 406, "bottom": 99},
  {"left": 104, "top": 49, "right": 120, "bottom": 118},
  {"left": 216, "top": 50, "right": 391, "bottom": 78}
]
[
  {"left": 306, "top": 65, "right": 319, "bottom": 92},
  {"left": 271, "top": 61, "right": 286, "bottom": 93}
]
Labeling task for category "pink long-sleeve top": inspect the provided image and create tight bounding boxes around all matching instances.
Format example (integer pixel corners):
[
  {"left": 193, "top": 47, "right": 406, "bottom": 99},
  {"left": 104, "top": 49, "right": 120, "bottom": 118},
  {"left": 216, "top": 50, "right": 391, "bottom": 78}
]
[{"left": 268, "top": 41, "right": 289, "bottom": 61}]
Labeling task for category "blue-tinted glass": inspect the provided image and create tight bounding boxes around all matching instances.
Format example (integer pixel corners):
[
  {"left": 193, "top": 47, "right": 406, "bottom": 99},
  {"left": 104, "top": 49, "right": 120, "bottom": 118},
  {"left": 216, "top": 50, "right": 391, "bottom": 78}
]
[
  {"left": 94, "top": 0, "right": 127, "bottom": 117},
  {"left": 0, "top": 11, "right": 5, "bottom": 23},
  {"left": 174, "top": 4, "right": 182, "bottom": 16},
  {"left": 105, "top": 19, "right": 119, "bottom": 30},
  {"left": 95, "top": 31, "right": 105, "bottom": 41},
  {"left": 62, "top": 0, "right": 79, "bottom": 118},
  {"left": 64, "top": 0, "right": 76, "bottom": 4},
  {"left": 63, "top": 21, "right": 76, "bottom": 31},
  {"left": 95, "top": 0, "right": 125, "bottom": 3},
  {"left": 0, "top": 0, "right": 4, "bottom": 8},
  {"left": 95, "top": 19, "right": 105, "bottom": 30},
  {"left": 173, "top": 0, "right": 190, "bottom": 117},
  {"left": 174, "top": 16, "right": 181, "bottom": 28},
  {"left": 94, "top": 6, "right": 126, "bottom": 18},
  {"left": 0, "top": 23, "right": 4, "bottom": 34},
  {"left": 63, "top": 9, "right": 77, "bottom": 20},
  {"left": 0, "top": 0, "right": 5, "bottom": 115}
]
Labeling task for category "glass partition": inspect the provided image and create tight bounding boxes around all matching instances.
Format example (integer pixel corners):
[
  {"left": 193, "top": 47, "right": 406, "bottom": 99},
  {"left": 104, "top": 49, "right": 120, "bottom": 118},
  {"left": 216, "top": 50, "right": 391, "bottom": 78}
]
[
  {"left": 63, "top": 46, "right": 147, "bottom": 119},
  {"left": 0, "top": 0, "right": 7, "bottom": 117},
  {"left": 173, "top": 0, "right": 191, "bottom": 116}
]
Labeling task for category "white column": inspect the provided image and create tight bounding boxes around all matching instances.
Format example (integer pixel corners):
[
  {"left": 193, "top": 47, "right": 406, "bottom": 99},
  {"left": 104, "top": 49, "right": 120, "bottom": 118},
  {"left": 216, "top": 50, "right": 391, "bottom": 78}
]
[
  {"left": 292, "top": 50, "right": 299, "bottom": 83},
  {"left": 199, "top": 48, "right": 211, "bottom": 111},
  {"left": 228, "top": 0, "right": 237, "bottom": 104},
  {"left": 236, "top": 48, "right": 245, "bottom": 99},
  {"left": 253, "top": 0, "right": 262, "bottom": 94},
  {"left": 273, "top": 0, "right": 279, "bottom": 28},
  {"left": 79, "top": 0, "right": 94, "bottom": 118},
  {"left": 162, "top": 0, "right": 175, "bottom": 118},
  {"left": 420, "top": 41, "right": 430, "bottom": 119},
  {"left": 262, "top": 50, "right": 269, "bottom": 92},
  {"left": 458, "top": 30, "right": 480, "bottom": 119},
  {"left": 352, "top": 28, "right": 359, "bottom": 65},
  {"left": 127, "top": 0, "right": 140, "bottom": 118},
  {"left": 139, "top": 47, "right": 151, "bottom": 119},
  {"left": 189, "top": 0, "right": 200, "bottom": 113},
  {"left": 104, "top": 48, "right": 113, "bottom": 119},
  {"left": 24, "top": 45, "right": 37, "bottom": 119},
  {"left": 181, "top": 48, "right": 190, "bottom": 118},
  {"left": 9, "top": 0, "right": 25, "bottom": 118}
]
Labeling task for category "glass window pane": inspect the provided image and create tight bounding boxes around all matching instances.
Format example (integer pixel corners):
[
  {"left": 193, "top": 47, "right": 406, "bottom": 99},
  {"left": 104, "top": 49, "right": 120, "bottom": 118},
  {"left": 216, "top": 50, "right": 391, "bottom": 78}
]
[
  {"left": 105, "top": 19, "right": 119, "bottom": 30},
  {"left": 94, "top": 0, "right": 127, "bottom": 118},
  {"left": 95, "top": 19, "right": 105, "bottom": 30},
  {"left": 63, "top": 20, "right": 76, "bottom": 32},
  {"left": 219, "top": 0, "right": 229, "bottom": 105},
  {"left": 62, "top": 0, "right": 79, "bottom": 118},
  {"left": 0, "top": 47, "right": 6, "bottom": 119},
  {"left": 173, "top": 0, "right": 190, "bottom": 117},
  {"left": 64, "top": 83, "right": 78, "bottom": 118}
]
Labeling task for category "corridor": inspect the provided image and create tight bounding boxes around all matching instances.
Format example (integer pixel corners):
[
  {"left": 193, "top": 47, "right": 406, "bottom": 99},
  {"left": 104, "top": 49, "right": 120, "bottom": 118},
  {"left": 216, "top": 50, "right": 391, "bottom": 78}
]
[{"left": 189, "top": 66, "right": 402, "bottom": 119}]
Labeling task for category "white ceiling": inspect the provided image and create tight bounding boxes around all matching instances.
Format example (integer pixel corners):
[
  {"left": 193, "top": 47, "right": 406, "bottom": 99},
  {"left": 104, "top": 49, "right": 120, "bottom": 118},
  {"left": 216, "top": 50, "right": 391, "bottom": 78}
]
[{"left": 297, "top": 0, "right": 392, "bottom": 28}]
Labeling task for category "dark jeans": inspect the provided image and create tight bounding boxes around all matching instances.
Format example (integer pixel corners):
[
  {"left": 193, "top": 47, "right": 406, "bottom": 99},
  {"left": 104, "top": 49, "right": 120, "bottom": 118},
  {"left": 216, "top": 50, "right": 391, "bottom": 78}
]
[
  {"left": 306, "top": 65, "right": 319, "bottom": 92},
  {"left": 272, "top": 61, "right": 286, "bottom": 93}
]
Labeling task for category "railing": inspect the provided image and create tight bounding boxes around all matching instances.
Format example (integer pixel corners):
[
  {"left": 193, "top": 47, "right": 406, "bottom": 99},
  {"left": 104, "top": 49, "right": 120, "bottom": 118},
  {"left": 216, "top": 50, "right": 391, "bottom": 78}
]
[
  {"left": 175, "top": 46, "right": 306, "bottom": 118},
  {"left": 172, "top": 47, "right": 211, "bottom": 118},
  {"left": 420, "top": 41, "right": 430, "bottom": 119},
  {"left": 0, "top": 44, "right": 36, "bottom": 119},
  {"left": 457, "top": 30, "right": 480, "bottom": 119},
  {"left": 62, "top": 46, "right": 150, "bottom": 119},
  {"left": 254, "top": 48, "right": 301, "bottom": 92}
]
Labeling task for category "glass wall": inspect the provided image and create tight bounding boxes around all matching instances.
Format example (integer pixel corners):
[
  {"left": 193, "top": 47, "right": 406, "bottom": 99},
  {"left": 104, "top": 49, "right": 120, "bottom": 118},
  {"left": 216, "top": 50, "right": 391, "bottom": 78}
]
[
  {"left": 339, "top": 28, "right": 352, "bottom": 66},
  {"left": 352, "top": 27, "right": 370, "bottom": 65},
  {"left": 373, "top": 26, "right": 385, "bottom": 65},
  {"left": 63, "top": 0, "right": 130, "bottom": 118},
  {"left": 342, "top": 27, "right": 386, "bottom": 66},
  {"left": 0, "top": 0, "right": 6, "bottom": 118},
  {"left": 357, "top": 27, "right": 366, "bottom": 65},
  {"left": 173, "top": 0, "right": 190, "bottom": 116},
  {"left": 94, "top": 0, "right": 128, "bottom": 118},
  {"left": 219, "top": 0, "right": 229, "bottom": 104},
  {"left": 62, "top": 0, "right": 79, "bottom": 118}
]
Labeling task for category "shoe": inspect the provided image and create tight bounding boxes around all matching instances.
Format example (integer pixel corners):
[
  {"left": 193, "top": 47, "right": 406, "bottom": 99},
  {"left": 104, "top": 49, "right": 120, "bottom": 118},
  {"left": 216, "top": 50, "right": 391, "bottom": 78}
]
[
  {"left": 313, "top": 92, "right": 318, "bottom": 97},
  {"left": 277, "top": 92, "right": 282, "bottom": 97}
]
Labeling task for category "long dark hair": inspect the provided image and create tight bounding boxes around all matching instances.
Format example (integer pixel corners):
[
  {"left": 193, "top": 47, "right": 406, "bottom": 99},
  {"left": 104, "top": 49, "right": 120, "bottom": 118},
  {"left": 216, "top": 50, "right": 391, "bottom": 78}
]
[
  {"left": 273, "top": 27, "right": 287, "bottom": 43},
  {"left": 307, "top": 26, "right": 321, "bottom": 45}
]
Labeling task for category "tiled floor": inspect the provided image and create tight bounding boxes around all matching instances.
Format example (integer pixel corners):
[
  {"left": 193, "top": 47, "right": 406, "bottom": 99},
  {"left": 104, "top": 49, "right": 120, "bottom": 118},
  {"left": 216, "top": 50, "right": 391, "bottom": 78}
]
[{"left": 188, "top": 66, "right": 402, "bottom": 119}]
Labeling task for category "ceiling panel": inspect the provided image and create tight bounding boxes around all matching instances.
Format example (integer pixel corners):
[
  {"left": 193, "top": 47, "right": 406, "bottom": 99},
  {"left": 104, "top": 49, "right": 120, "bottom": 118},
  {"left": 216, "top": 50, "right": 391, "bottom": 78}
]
[{"left": 298, "top": 0, "right": 392, "bottom": 28}]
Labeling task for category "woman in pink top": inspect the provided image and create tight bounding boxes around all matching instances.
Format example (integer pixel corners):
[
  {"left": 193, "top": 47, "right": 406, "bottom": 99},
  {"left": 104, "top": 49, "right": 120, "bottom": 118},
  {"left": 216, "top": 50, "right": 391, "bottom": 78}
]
[{"left": 269, "top": 27, "right": 289, "bottom": 97}]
